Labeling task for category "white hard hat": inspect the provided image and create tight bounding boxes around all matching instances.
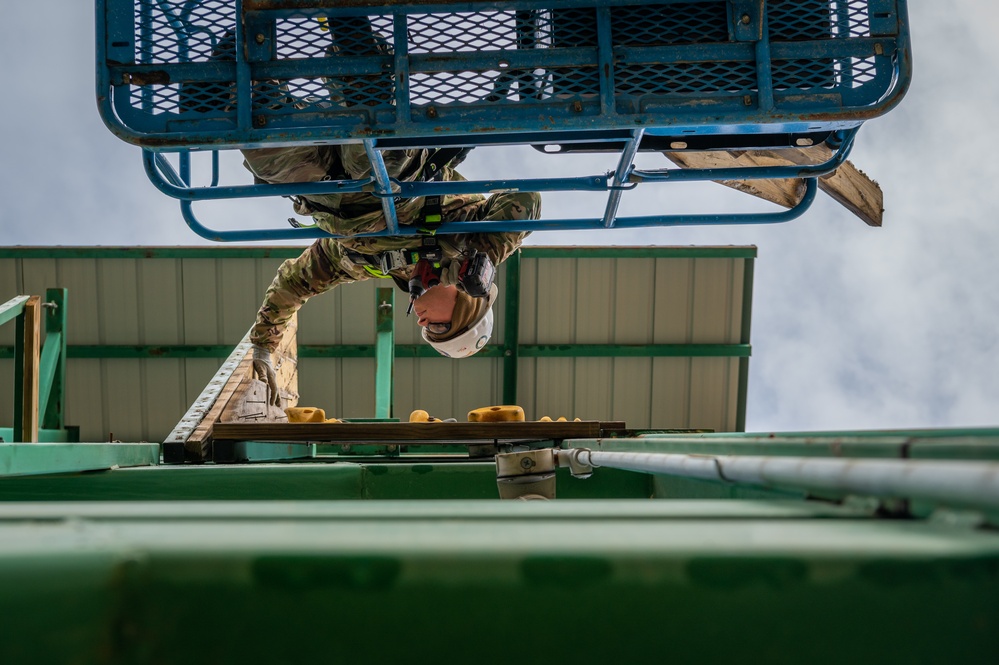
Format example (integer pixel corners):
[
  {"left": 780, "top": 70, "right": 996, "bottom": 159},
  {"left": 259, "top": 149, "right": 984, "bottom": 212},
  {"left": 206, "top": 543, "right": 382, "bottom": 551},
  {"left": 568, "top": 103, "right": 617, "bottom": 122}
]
[{"left": 422, "top": 284, "right": 497, "bottom": 358}]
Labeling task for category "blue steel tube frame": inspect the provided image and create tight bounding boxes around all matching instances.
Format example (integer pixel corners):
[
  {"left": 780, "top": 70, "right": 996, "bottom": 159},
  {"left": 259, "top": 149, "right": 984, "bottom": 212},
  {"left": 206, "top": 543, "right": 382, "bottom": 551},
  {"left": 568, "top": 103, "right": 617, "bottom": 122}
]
[{"left": 151, "top": 128, "right": 855, "bottom": 242}]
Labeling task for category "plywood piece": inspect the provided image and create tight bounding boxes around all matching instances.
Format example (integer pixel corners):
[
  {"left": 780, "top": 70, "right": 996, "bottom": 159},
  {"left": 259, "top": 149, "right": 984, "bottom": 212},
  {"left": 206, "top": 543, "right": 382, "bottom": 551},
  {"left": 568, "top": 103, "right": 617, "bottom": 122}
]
[
  {"left": 664, "top": 146, "right": 883, "bottom": 227},
  {"left": 664, "top": 151, "right": 808, "bottom": 208}
]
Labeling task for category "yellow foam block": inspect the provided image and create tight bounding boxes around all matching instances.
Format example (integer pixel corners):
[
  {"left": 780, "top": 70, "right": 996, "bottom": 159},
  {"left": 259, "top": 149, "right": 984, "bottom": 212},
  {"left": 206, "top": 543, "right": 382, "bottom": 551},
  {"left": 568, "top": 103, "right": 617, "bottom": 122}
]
[
  {"left": 468, "top": 405, "right": 525, "bottom": 422},
  {"left": 285, "top": 407, "right": 326, "bottom": 423}
]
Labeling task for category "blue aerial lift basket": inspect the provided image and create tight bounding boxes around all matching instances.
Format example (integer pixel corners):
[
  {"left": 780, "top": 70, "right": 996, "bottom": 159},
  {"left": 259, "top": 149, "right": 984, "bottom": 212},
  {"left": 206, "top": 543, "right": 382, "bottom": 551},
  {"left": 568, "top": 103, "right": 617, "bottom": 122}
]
[{"left": 96, "top": 0, "right": 911, "bottom": 240}]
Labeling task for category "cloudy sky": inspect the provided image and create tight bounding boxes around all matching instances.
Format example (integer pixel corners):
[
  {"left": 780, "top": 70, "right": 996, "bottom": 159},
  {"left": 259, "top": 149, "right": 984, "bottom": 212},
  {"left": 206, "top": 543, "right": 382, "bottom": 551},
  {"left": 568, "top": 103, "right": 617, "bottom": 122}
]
[{"left": 2, "top": 2, "right": 997, "bottom": 433}]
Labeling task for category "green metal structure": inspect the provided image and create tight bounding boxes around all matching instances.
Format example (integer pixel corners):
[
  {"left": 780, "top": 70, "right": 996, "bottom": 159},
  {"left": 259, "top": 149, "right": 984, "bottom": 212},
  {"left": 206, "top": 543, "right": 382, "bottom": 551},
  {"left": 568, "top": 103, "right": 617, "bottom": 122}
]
[{"left": 2, "top": 252, "right": 998, "bottom": 663}]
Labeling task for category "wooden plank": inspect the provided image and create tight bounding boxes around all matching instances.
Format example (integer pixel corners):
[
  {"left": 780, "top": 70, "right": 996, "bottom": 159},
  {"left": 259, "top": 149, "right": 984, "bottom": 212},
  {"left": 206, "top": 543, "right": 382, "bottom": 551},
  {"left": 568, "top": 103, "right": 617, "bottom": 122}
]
[
  {"left": 19, "top": 296, "right": 40, "bottom": 443},
  {"left": 184, "top": 355, "right": 253, "bottom": 462},
  {"left": 213, "top": 420, "right": 606, "bottom": 442},
  {"left": 663, "top": 146, "right": 883, "bottom": 227},
  {"left": 183, "top": 315, "right": 299, "bottom": 461}
]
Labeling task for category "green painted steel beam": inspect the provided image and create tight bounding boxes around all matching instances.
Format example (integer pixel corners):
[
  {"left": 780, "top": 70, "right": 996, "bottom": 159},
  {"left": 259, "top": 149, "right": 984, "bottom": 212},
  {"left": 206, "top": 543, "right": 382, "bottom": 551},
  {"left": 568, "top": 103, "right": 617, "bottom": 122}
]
[
  {"left": 0, "top": 443, "right": 159, "bottom": 477},
  {"left": 37, "top": 331, "right": 62, "bottom": 426},
  {"left": 521, "top": 246, "right": 758, "bottom": 259},
  {"left": 0, "top": 499, "right": 996, "bottom": 664},
  {"left": 736, "top": 257, "right": 754, "bottom": 432},
  {"left": 0, "top": 427, "right": 78, "bottom": 444},
  {"left": 0, "top": 296, "right": 29, "bottom": 327},
  {"left": 41, "top": 289, "right": 68, "bottom": 432},
  {"left": 518, "top": 344, "right": 751, "bottom": 358},
  {"left": 12, "top": 303, "right": 28, "bottom": 442},
  {"left": 0, "top": 246, "right": 757, "bottom": 260},
  {"left": 374, "top": 288, "right": 395, "bottom": 419},
  {"left": 502, "top": 250, "right": 522, "bottom": 404},
  {"left": 0, "top": 461, "right": 647, "bottom": 502},
  {"left": 0, "top": 343, "right": 749, "bottom": 360}
]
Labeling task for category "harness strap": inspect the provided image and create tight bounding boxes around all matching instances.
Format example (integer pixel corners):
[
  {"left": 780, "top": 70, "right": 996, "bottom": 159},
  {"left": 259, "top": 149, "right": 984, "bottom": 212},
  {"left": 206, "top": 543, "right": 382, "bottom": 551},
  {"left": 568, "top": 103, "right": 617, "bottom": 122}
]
[{"left": 345, "top": 237, "right": 444, "bottom": 276}]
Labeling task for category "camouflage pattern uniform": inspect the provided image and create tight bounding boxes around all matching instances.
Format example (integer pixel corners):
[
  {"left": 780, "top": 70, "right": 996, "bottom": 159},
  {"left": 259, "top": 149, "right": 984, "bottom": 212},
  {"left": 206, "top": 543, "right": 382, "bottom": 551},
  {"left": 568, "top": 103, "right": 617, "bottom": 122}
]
[{"left": 243, "top": 144, "right": 541, "bottom": 351}]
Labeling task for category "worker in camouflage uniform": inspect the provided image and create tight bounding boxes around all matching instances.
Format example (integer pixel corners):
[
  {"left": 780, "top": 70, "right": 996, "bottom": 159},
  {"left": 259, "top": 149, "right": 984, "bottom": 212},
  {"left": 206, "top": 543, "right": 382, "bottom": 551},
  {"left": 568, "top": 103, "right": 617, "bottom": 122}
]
[{"left": 244, "top": 143, "right": 542, "bottom": 404}]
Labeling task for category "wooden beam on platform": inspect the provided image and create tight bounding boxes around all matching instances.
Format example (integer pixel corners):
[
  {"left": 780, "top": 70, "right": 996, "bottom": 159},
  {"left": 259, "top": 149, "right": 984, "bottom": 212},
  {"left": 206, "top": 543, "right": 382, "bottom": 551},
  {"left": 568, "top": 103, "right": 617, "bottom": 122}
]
[
  {"left": 212, "top": 421, "right": 615, "bottom": 443},
  {"left": 664, "top": 145, "right": 883, "bottom": 227}
]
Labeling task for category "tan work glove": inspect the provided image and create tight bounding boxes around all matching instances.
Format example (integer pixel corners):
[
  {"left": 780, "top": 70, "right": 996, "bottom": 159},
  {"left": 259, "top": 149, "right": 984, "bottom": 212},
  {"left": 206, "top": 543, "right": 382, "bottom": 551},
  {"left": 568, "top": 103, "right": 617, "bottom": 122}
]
[
  {"left": 251, "top": 344, "right": 281, "bottom": 407},
  {"left": 438, "top": 259, "right": 464, "bottom": 291}
]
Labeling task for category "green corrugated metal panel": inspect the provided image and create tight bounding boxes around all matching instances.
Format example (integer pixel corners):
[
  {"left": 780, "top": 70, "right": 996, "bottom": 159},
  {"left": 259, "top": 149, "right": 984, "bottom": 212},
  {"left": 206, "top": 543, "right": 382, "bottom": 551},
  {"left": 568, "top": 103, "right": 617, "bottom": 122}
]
[
  {"left": 1, "top": 248, "right": 751, "bottom": 439},
  {"left": 0, "top": 499, "right": 995, "bottom": 664}
]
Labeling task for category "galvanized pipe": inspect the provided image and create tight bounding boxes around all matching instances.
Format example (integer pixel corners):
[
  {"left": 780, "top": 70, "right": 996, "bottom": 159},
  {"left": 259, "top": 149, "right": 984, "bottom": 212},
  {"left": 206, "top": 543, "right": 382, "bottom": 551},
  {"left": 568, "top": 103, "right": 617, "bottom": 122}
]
[{"left": 575, "top": 450, "right": 999, "bottom": 510}]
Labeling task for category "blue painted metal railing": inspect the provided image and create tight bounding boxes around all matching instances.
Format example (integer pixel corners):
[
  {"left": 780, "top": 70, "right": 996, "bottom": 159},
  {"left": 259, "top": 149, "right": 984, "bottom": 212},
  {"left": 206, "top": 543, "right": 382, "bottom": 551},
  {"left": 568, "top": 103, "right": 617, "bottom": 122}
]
[{"left": 97, "top": 0, "right": 909, "bottom": 239}]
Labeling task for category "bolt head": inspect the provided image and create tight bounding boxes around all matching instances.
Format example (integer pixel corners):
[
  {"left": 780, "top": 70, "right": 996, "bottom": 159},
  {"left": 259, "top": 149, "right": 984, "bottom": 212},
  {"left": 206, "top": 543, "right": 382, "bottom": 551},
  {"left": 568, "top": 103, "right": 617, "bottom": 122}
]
[
  {"left": 255, "top": 33, "right": 266, "bottom": 44},
  {"left": 741, "top": 14, "right": 751, "bottom": 24}
]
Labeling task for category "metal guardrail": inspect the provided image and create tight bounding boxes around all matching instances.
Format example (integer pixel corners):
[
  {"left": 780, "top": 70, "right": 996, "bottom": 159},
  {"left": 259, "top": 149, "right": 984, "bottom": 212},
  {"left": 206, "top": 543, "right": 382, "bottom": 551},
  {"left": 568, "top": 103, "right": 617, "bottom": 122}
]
[
  {"left": 98, "top": 0, "right": 912, "bottom": 148},
  {"left": 94, "top": 0, "right": 908, "bottom": 239}
]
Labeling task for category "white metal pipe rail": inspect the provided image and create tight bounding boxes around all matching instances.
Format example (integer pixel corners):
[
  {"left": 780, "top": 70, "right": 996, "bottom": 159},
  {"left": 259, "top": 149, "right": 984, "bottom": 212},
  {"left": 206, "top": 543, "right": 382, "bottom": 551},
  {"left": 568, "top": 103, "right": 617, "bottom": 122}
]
[{"left": 573, "top": 450, "right": 999, "bottom": 511}]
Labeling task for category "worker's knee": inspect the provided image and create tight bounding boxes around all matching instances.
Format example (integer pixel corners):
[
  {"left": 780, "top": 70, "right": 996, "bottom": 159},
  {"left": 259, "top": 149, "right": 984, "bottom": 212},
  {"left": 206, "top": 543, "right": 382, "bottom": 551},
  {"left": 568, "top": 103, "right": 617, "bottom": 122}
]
[{"left": 493, "top": 191, "right": 542, "bottom": 221}]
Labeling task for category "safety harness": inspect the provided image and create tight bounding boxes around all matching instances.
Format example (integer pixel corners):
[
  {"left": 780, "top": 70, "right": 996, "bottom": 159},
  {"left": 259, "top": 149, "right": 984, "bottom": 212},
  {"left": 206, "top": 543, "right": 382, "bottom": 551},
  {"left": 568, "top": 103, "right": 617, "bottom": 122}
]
[
  {"left": 345, "top": 236, "right": 445, "bottom": 281},
  {"left": 287, "top": 146, "right": 470, "bottom": 231}
]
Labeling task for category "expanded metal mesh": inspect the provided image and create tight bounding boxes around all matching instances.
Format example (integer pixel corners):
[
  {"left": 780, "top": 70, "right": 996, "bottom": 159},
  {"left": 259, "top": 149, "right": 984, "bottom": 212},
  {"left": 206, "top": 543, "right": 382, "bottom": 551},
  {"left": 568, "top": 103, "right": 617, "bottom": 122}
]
[
  {"left": 617, "top": 61, "right": 757, "bottom": 97},
  {"left": 768, "top": 0, "right": 873, "bottom": 40},
  {"left": 612, "top": 2, "right": 729, "bottom": 45},
  {"left": 135, "top": 0, "right": 233, "bottom": 64},
  {"left": 125, "top": 0, "right": 896, "bottom": 120}
]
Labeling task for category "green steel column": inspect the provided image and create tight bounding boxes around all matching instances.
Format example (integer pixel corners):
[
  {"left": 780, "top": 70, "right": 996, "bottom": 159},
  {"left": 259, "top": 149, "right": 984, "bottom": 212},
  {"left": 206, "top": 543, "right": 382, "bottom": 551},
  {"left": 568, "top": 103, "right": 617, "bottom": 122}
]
[
  {"left": 736, "top": 257, "right": 755, "bottom": 432},
  {"left": 502, "top": 250, "right": 522, "bottom": 405},
  {"left": 12, "top": 309, "right": 25, "bottom": 442},
  {"left": 375, "top": 288, "right": 395, "bottom": 419},
  {"left": 39, "top": 289, "right": 67, "bottom": 431}
]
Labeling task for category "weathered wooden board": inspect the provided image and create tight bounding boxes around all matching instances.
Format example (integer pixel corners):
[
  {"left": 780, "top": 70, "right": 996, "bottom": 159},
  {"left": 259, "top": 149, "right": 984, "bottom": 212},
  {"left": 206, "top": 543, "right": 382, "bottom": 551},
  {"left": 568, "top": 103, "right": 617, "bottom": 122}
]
[
  {"left": 664, "top": 145, "right": 883, "bottom": 227},
  {"left": 212, "top": 421, "right": 612, "bottom": 442}
]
